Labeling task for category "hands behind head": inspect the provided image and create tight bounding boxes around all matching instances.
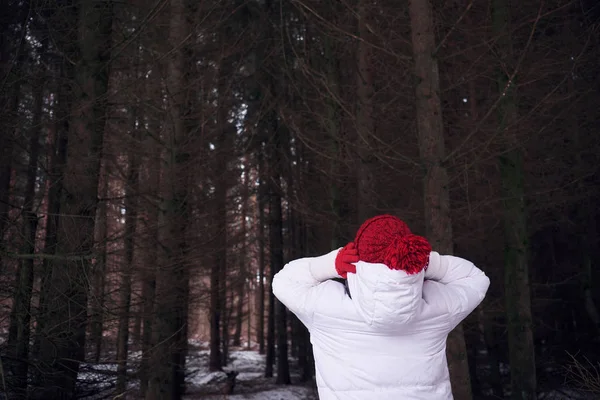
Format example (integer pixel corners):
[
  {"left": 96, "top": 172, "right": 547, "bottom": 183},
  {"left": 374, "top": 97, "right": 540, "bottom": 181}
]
[{"left": 335, "top": 242, "right": 360, "bottom": 279}]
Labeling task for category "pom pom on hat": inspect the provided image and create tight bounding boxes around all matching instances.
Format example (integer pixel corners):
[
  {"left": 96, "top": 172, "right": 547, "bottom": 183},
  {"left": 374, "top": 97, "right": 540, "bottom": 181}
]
[{"left": 354, "top": 214, "right": 432, "bottom": 274}]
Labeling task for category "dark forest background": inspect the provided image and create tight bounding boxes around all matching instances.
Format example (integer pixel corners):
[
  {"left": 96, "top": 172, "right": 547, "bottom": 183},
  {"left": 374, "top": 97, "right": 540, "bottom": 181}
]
[{"left": 0, "top": 0, "right": 599, "bottom": 399}]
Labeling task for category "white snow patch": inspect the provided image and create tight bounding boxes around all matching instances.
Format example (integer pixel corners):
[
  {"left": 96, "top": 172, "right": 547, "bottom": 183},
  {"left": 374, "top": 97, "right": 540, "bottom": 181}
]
[{"left": 193, "top": 371, "right": 225, "bottom": 387}]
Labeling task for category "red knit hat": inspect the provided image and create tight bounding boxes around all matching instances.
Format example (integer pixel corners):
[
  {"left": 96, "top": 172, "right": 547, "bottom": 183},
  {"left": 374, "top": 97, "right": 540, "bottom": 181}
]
[{"left": 354, "top": 214, "right": 432, "bottom": 275}]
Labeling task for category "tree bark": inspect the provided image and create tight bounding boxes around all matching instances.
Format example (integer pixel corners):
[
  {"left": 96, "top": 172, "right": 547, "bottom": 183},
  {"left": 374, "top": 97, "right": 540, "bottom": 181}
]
[
  {"left": 35, "top": 1, "right": 113, "bottom": 397},
  {"left": 115, "top": 121, "right": 141, "bottom": 395},
  {"left": 6, "top": 54, "right": 44, "bottom": 392},
  {"left": 221, "top": 227, "right": 230, "bottom": 367},
  {"left": 146, "top": 0, "right": 190, "bottom": 397},
  {"left": 564, "top": 14, "right": 600, "bottom": 341},
  {"left": 139, "top": 135, "right": 161, "bottom": 396},
  {"left": 233, "top": 282, "right": 244, "bottom": 347},
  {"left": 409, "top": 0, "right": 473, "bottom": 398},
  {"left": 89, "top": 160, "right": 109, "bottom": 363},
  {"left": 209, "top": 229, "right": 223, "bottom": 371},
  {"left": 491, "top": 1, "right": 537, "bottom": 398},
  {"left": 264, "top": 144, "right": 276, "bottom": 379},
  {"left": 257, "top": 150, "right": 267, "bottom": 355},
  {"left": 209, "top": 65, "right": 232, "bottom": 373},
  {"left": 499, "top": 145, "right": 536, "bottom": 400},
  {"left": 267, "top": 120, "right": 291, "bottom": 385},
  {"left": 247, "top": 278, "right": 252, "bottom": 349},
  {"left": 295, "top": 214, "right": 313, "bottom": 381},
  {"left": 356, "top": 0, "right": 377, "bottom": 223},
  {"left": 234, "top": 161, "right": 250, "bottom": 347},
  {"left": 33, "top": 66, "right": 70, "bottom": 368},
  {"left": 209, "top": 219, "right": 223, "bottom": 371},
  {"left": 321, "top": 30, "right": 345, "bottom": 247},
  {"left": 222, "top": 269, "right": 230, "bottom": 365},
  {"left": 0, "top": 3, "right": 28, "bottom": 251},
  {"left": 478, "top": 307, "right": 503, "bottom": 396}
]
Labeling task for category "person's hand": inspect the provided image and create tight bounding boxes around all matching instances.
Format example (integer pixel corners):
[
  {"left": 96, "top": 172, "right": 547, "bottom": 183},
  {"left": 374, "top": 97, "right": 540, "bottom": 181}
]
[{"left": 335, "top": 242, "right": 359, "bottom": 278}]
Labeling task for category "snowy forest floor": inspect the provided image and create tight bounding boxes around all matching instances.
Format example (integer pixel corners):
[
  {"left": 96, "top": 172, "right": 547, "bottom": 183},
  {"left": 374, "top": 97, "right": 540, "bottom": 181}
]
[
  {"left": 75, "top": 341, "right": 597, "bottom": 400},
  {"left": 77, "top": 342, "right": 318, "bottom": 399},
  {"left": 183, "top": 347, "right": 318, "bottom": 400}
]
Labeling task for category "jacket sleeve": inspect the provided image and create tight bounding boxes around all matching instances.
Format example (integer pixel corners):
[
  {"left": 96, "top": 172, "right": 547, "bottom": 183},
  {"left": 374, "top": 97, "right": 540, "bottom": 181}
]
[
  {"left": 423, "top": 251, "right": 490, "bottom": 330},
  {"left": 272, "top": 248, "right": 342, "bottom": 329}
]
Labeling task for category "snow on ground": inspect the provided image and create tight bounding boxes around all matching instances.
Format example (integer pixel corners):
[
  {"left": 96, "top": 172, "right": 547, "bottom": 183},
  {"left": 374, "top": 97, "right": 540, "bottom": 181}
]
[
  {"left": 186, "top": 347, "right": 266, "bottom": 386},
  {"left": 76, "top": 345, "right": 318, "bottom": 399},
  {"left": 75, "top": 343, "right": 597, "bottom": 399},
  {"left": 184, "top": 348, "right": 318, "bottom": 399}
]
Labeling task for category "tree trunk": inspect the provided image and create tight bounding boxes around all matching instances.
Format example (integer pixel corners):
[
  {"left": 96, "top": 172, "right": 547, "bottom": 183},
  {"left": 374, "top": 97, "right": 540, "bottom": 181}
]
[
  {"left": 264, "top": 147, "right": 276, "bottom": 379},
  {"left": 294, "top": 215, "right": 313, "bottom": 382},
  {"left": 209, "top": 220, "right": 223, "bottom": 371},
  {"left": 35, "top": 1, "right": 113, "bottom": 397},
  {"left": 479, "top": 307, "right": 504, "bottom": 396},
  {"left": 222, "top": 272, "right": 230, "bottom": 366},
  {"left": 32, "top": 4, "right": 74, "bottom": 367},
  {"left": 209, "top": 234, "right": 223, "bottom": 371},
  {"left": 321, "top": 31, "right": 345, "bottom": 247},
  {"left": 268, "top": 121, "right": 291, "bottom": 385},
  {"left": 499, "top": 147, "right": 536, "bottom": 400},
  {"left": 221, "top": 227, "right": 230, "bottom": 366},
  {"left": 0, "top": 4, "right": 28, "bottom": 251},
  {"left": 115, "top": 122, "right": 141, "bottom": 395},
  {"left": 468, "top": 51, "right": 504, "bottom": 400},
  {"left": 565, "top": 15, "right": 600, "bottom": 340},
  {"left": 247, "top": 278, "right": 252, "bottom": 349},
  {"left": 139, "top": 138, "right": 161, "bottom": 396},
  {"left": 132, "top": 304, "right": 142, "bottom": 348},
  {"left": 409, "top": 1, "right": 473, "bottom": 398},
  {"left": 491, "top": 1, "right": 537, "bottom": 398},
  {"left": 233, "top": 164, "right": 250, "bottom": 347},
  {"left": 146, "top": 0, "right": 190, "bottom": 397},
  {"left": 6, "top": 58, "right": 44, "bottom": 392},
  {"left": 257, "top": 150, "right": 266, "bottom": 355},
  {"left": 233, "top": 273, "right": 245, "bottom": 347},
  {"left": 209, "top": 67, "right": 232, "bottom": 373},
  {"left": 356, "top": 0, "right": 377, "bottom": 223},
  {"left": 33, "top": 65, "right": 70, "bottom": 367},
  {"left": 90, "top": 165, "right": 108, "bottom": 364}
]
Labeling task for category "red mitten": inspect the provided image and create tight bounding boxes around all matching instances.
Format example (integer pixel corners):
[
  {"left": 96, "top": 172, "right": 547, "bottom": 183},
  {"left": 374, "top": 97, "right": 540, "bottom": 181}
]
[{"left": 335, "top": 242, "right": 359, "bottom": 278}]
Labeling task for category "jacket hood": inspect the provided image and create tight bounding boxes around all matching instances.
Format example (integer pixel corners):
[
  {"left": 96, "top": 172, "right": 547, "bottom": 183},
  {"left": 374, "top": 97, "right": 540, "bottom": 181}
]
[{"left": 346, "top": 261, "right": 424, "bottom": 332}]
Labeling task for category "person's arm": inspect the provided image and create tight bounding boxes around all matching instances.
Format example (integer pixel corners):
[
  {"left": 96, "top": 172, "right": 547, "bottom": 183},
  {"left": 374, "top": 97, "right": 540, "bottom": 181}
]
[
  {"left": 272, "top": 248, "right": 342, "bottom": 329},
  {"left": 423, "top": 251, "right": 490, "bottom": 330}
]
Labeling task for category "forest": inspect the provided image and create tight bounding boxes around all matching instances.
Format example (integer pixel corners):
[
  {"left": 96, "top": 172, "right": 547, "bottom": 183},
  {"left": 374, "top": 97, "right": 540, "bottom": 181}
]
[{"left": 0, "top": 0, "right": 599, "bottom": 399}]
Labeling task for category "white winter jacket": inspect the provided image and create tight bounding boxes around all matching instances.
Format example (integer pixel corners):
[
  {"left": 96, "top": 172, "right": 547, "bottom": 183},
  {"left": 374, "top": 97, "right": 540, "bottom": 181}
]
[{"left": 272, "top": 249, "right": 490, "bottom": 400}]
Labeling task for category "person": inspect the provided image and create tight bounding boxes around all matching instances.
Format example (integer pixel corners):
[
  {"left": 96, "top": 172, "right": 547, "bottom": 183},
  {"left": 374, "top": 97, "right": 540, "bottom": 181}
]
[{"left": 272, "top": 214, "right": 490, "bottom": 400}]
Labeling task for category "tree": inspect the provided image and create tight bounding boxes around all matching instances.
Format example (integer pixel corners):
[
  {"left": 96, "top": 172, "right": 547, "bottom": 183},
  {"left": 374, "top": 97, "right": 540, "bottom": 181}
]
[
  {"left": 409, "top": 0, "right": 473, "bottom": 398},
  {"left": 356, "top": 0, "right": 377, "bottom": 222},
  {"left": 233, "top": 160, "right": 250, "bottom": 347},
  {"left": 146, "top": 0, "right": 191, "bottom": 397},
  {"left": 115, "top": 110, "right": 141, "bottom": 394},
  {"left": 271, "top": 127, "right": 292, "bottom": 385},
  {"left": 256, "top": 149, "right": 268, "bottom": 356},
  {"left": 257, "top": 150, "right": 267, "bottom": 355},
  {"left": 6, "top": 27, "right": 46, "bottom": 392},
  {"left": 0, "top": 1, "right": 28, "bottom": 254},
  {"left": 492, "top": 0, "right": 536, "bottom": 397},
  {"left": 33, "top": 44, "right": 71, "bottom": 377},
  {"left": 139, "top": 117, "right": 162, "bottom": 396},
  {"left": 89, "top": 162, "right": 108, "bottom": 363},
  {"left": 208, "top": 59, "right": 232, "bottom": 373},
  {"left": 34, "top": 1, "right": 113, "bottom": 397}
]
